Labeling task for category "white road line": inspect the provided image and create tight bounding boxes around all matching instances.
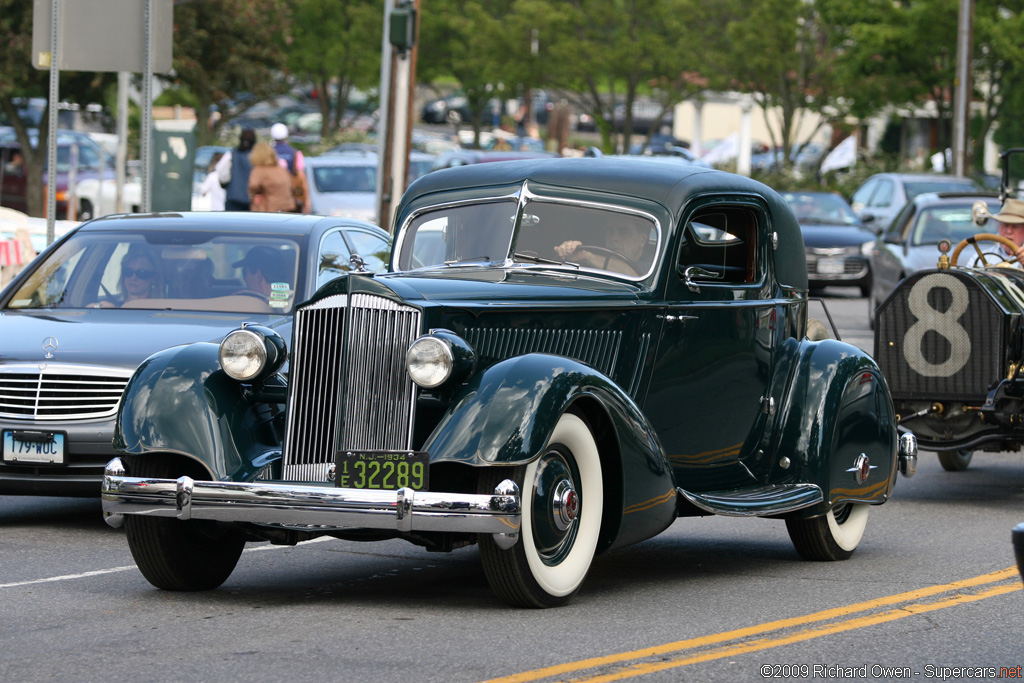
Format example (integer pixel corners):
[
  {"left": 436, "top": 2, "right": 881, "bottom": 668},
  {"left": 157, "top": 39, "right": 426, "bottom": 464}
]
[{"left": 0, "top": 535, "right": 336, "bottom": 589}]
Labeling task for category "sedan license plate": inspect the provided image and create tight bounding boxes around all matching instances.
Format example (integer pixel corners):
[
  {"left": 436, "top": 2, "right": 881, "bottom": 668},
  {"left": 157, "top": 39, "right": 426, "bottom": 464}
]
[
  {"left": 336, "top": 450, "right": 429, "bottom": 491},
  {"left": 817, "top": 257, "right": 845, "bottom": 275},
  {"left": 2, "top": 430, "right": 66, "bottom": 464}
]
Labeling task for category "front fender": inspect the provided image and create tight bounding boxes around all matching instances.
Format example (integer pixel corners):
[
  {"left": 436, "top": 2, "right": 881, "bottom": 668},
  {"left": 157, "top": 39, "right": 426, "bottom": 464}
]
[
  {"left": 425, "top": 353, "right": 677, "bottom": 551},
  {"left": 113, "top": 342, "right": 279, "bottom": 481},
  {"left": 774, "top": 339, "right": 898, "bottom": 517}
]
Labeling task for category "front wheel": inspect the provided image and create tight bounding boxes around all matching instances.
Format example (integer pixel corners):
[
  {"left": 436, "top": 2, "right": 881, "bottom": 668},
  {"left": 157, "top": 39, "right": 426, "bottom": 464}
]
[
  {"left": 124, "top": 455, "right": 245, "bottom": 591},
  {"left": 477, "top": 412, "right": 604, "bottom": 608},
  {"left": 786, "top": 503, "right": 869, "bottom": 561},
  {"left": 938, "top": 449, "right": 973, "bottom": 472}
]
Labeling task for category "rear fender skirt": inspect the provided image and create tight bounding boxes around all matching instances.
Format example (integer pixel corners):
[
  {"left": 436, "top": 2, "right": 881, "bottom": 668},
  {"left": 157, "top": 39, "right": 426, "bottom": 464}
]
[{"left": 773, "top": 339, "right": 899, "bottom": 518}]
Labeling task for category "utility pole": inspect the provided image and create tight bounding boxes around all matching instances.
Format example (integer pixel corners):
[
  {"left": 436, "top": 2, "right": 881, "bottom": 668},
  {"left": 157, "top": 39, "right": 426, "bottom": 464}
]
[
  {"left": 376, "top": 0, "right": 418, "bottom": 235},
  {"left": 952, "top": 0, "right": 974, "bottom": 176}
]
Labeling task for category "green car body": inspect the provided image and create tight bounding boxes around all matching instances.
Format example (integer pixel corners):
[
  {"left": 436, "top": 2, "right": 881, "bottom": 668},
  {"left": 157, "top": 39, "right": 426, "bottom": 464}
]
[{"left": 104, "top": 158, "right": 916, "bottom": 607}]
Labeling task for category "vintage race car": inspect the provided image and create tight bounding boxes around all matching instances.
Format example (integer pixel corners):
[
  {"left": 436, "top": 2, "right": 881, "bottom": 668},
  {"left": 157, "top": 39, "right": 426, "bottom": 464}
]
[
  {"left": 874, "top": 149, "right": 1024, "bottom": 472},
  {"left": 101, "top": 158, "right": 916, "bottom": 607}
]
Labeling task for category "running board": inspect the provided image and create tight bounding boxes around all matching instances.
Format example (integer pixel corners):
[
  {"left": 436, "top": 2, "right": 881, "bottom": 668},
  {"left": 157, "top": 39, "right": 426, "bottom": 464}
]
[{"left": 678, "top": 483, "right": 823, "bottom": 517}]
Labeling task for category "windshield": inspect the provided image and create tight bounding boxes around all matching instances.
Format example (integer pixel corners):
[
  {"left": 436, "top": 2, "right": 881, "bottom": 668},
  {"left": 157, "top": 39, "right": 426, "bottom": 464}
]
[
  {"left": 312, "top": 165, "right": 376, "bottom": 193},
  {"left": 782, "top": 192, "right": 860, "bottom": 226},
  {"left": 910, "top": 202, "right": 1000, "bottom": 246},
  {"left": 395, "top": 197, "right": 660, "bottom": 279},
  {"left": 5, "top": 230, "right": 304, "bottom": 314}
]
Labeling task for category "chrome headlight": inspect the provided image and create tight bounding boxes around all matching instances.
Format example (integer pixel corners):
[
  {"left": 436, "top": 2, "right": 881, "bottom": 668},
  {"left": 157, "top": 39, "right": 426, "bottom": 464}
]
[
  {"left": 860, "top": 240, "right": 875, "bottom": 257},
  {"left": 406, "top": 336, "right": 454, "bottom": 388},
  {"left": 219, "top": 325, "right": 286, "bottom": 382}
]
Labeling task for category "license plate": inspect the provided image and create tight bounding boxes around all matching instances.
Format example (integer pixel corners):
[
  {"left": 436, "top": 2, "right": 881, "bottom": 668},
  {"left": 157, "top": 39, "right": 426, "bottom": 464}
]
[
  {"left": 336, "top": 450, "right": 429, "bottom": 491},
  {"left": 817, "top": 257, "right": 845, "bottom": 275},
  {"left": 2, "top": 430, "right": 66, "bottom": 465}
]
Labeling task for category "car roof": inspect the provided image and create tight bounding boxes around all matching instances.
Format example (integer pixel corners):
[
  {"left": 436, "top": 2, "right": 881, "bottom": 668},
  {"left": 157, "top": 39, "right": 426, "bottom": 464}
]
[
  {"left": 398, "top": 156, "right": 808, "bottom": 288},
  {"left": 871, "top": 172, "right": 977, "bottom": 183},
  {"left": 79, "top": 211, "right": 349, "bottom": 236}
]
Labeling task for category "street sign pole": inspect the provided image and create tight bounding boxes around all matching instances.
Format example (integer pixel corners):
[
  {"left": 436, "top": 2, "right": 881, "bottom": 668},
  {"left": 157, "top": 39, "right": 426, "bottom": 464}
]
[{"left": 45, "top": 0, "right": 61, "bottom": 245}]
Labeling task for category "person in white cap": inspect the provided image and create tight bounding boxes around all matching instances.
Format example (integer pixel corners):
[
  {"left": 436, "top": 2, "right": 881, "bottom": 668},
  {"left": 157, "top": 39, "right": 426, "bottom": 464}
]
[
  {"left": 270, "top": 123, "right": 310, "bottom": 213},
  {"left": 994, "top": 197, "right": 1024, "bottom": 265}
]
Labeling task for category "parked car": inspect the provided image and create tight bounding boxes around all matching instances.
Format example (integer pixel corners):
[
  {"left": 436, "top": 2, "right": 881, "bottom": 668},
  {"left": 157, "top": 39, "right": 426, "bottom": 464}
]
[
  {"left": 869, "top": 192, "right": 1000, "bottom": 324},
  {"left": 781, "top": 191, "right": 876, "bottom": 296},
  {"left": 874, "top": 149, "right": 1024, "bottom": 472},
  {"left": 751, "top": 142, "right": 827, "bottom": 173},
  {"left": 101, "top": 158, "right": 914, "bottom": 607},
  {"left": 303, "top": 151, "right": 435, "bottom": 224},
  {"left": 0, "top": 131, "right": 113, "bottom": 219},
  {"left": 75, "top": 160, "right": 143, "bottom": 220},
  {"left": 0, "top": 212, "right": 390, "bottom": 497},
  {"left": 850, "top": 172, "right": 980, "bottom": 230}
]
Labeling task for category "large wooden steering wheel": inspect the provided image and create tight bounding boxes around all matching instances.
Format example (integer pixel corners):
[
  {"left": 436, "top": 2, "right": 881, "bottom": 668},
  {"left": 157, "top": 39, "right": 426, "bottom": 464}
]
[{"left": 949, "top": 232, "right": 1021, "bottom": 267}]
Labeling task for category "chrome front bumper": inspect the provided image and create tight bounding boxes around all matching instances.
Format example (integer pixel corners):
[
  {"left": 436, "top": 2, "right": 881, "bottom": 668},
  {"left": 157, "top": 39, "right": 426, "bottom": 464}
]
[
  {"left": 898, "top": 432, "right": 918, "bottom": 478},
  {"left": 100, "top": 458, "right": 522, "bottom": 548}
]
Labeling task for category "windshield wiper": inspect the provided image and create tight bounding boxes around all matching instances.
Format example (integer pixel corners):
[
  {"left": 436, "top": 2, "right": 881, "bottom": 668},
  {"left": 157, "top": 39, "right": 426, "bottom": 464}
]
[
  {"left": 513, "top": 251, "right": 578, "bottom": 267},
  {"left": 444, "top": 255, "right": 492, "bottom": 266}
]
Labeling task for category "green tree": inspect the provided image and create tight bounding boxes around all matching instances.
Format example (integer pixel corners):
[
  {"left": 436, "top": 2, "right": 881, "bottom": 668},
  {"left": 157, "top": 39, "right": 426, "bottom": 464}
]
[
  {"left": 170, "top": 0, "right": 292, "bottom": 146},
  {"left": 418, "top": 0, "right": 515, "bottom": 148},
  {"left": 285, "top": 0, "right": 383, "bottom": 139}
]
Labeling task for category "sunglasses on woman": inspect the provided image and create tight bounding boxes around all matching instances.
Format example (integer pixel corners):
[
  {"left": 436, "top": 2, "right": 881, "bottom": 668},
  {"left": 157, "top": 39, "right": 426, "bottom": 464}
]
[{"left": 123, "top": 267, "right": 156, "bottom": 280}]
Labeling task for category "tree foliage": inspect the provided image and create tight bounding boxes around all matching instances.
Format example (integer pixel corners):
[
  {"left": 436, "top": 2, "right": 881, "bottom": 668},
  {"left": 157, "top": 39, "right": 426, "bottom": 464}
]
[
  {"left": 170, "top": 0, "right": 292, "bottom": 146},
  {"left": 285, "top": 0, "right": 383, "bottom": 138}
]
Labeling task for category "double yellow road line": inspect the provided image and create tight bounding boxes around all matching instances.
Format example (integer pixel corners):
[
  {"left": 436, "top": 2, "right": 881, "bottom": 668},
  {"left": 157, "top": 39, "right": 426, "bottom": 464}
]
[{"left": 485, "top": 567, "right": 1022, "bottom": 683}]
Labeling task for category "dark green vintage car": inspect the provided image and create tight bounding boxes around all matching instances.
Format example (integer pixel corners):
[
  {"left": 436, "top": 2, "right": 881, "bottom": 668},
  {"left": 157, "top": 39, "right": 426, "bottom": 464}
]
[{"left": 101, "top": 158, "right": 917, "bottom": 607}]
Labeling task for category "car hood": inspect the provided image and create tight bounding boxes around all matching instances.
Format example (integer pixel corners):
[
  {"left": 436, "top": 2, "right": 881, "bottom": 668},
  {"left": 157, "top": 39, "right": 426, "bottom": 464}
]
[
  {"left": 310, "top": 192, "right": 376, "bottom": 223},
  {"left": 800, "top": 224, "right": 876, "bottom": 248},
  {"left": 353, "top": 268, "right": 646, "bottom": 305},
  {"left": 0, "top": 309, "right": 290, "bottom": 368}
]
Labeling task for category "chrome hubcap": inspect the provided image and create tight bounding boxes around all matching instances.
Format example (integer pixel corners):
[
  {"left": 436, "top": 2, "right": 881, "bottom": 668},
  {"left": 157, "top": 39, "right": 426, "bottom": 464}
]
[{"left": 552, "top": 479, "right": 579, "bottom": 531}]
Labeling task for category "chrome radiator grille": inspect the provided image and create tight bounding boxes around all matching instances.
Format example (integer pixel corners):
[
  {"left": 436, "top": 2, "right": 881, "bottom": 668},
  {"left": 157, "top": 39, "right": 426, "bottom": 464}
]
[
  {"left": 0, "top": 364, "right": 133, "bottom": 420},
  {"left": 875, "top": 271, "right": 1003, "bottom": 400},
  {"left": 282, "top": 293, "right": 421, "bottom": 482}
]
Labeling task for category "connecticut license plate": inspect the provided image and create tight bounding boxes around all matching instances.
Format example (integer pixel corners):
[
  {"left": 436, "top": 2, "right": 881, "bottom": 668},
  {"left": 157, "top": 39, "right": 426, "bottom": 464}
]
[
  {"left": 2, "top": 430, "right": 66, "bottom": 464},
  {"left": 336, "top": 450, "right": 429, "bottom": 491}
]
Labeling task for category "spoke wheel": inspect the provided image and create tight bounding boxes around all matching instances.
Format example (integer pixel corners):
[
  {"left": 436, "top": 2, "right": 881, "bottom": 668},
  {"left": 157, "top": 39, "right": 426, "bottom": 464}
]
[
  {"left": 124, "top": 455, "right": 245, "bottom": 591},
  {"left": 786, "top": 503, "right": 869, "bottom": 561},
  {"left": 937, "top": 449, "right": 973, "bottom": 472},
  {"left": 950, "top": 233, "right": 1020, "bottom": 267},
  {"left": 478, "top": 412, "right": 603, "bottom": 608}
]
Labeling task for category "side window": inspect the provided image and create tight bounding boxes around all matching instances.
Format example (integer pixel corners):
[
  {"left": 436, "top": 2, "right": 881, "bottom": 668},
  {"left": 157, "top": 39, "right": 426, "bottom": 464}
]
[
  {"left": 871, "top": 180, "right": 894, "bottom": 208},
  {"left": 317, "top": 231, "right": 353, "bottom": 288},
  {"left": 851, "top": 179, "right": 876, "bottom": 211},
  {"left": 678, "top": 206, "right": 759, "bottom": 284}
]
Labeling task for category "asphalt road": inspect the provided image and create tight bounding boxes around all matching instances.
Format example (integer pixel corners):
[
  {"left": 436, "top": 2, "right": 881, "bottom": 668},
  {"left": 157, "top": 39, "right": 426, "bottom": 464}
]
[{"left": 2, "top": 288, "right": 1022, "bottom": 683}]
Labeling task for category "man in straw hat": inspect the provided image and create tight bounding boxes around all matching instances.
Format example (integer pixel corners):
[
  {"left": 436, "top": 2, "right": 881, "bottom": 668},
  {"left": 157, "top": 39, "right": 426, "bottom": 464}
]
[{"left": 995, "top": 197, "right": 1024, "bottom": 265}]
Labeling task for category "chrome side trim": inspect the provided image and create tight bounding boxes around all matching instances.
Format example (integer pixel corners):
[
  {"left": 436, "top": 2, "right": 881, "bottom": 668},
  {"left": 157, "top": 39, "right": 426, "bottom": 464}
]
[
  {"left": 101, "top": 459, "right": 521, "bottom": 540},
  {"left": 678, "top": 483, "right": 823, "bottom": 517}
]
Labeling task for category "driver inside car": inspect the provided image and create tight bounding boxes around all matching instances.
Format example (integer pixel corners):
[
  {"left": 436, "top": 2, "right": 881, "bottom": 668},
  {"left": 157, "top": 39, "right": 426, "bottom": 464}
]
[
  {"left": 994, "top": 198, "right": 1024, "bottom": 266},
  {"left": 553, "top": 217, "right": 652, "bottom": 276}
]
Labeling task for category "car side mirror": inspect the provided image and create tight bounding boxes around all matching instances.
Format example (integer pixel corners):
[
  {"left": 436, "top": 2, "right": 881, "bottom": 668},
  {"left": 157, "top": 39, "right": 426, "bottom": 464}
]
[{"left": 882, "top": 232, "right": 902, "bottom": 245}]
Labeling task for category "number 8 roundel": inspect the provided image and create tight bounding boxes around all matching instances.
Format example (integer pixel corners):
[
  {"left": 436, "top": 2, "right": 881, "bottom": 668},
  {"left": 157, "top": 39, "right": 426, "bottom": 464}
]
[{"left": 902, "top": 273, "right": 972, "bottom": 377}]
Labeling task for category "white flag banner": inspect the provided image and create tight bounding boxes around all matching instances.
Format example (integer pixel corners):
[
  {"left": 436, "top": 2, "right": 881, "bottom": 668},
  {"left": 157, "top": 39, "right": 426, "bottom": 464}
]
[{"left": 820, "top": 135, "right": 857, "bottom": 174}]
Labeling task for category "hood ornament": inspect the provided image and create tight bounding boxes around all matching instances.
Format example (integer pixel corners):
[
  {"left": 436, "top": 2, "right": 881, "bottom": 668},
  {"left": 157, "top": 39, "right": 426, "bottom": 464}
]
[
  {"left": 349, "top": 253, "right": 369, "bottom": 274},
  {"left": 41, "top": 336, "right": 58, "bottom": 359}
]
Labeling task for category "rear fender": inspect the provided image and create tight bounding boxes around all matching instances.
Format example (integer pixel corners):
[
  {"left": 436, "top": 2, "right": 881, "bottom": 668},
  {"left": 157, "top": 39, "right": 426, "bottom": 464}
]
[
  {"left": 113, "top": 342, "right": 281, "bottom": 482},
  {"left": 425, "top": 353, "right": 677, "bottom": 551},
  {"left": 773, "top": 339, "right": 898, "bottom": 517}
]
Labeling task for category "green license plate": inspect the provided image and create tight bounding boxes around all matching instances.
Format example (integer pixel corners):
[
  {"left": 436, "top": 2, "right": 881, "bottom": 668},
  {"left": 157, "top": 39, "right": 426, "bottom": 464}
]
[{"left": 335, "top": 450, "right": 429, "bottom": 491}]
